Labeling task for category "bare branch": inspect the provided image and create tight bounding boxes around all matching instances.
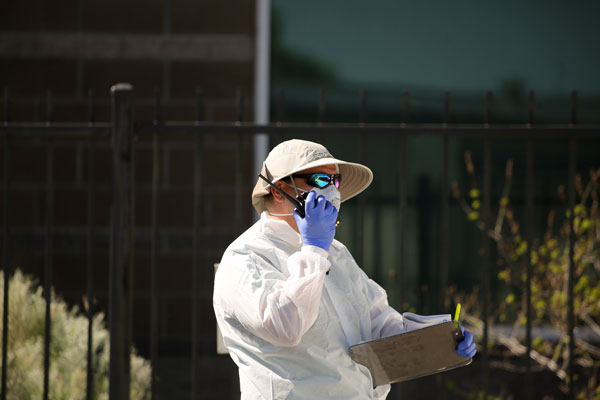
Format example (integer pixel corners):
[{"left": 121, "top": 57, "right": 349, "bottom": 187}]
[
  {"left": 464, "top": 314, "right": 567, "bottom": 380},
  {"left": 494, "top": 159, "right": 513, "bottom": 236},
  {"left": 576, "top": 339, "right": 600, "bottom": 359},
  {"left": 581, "top": 312, "right": 600, "bottom": 338}
]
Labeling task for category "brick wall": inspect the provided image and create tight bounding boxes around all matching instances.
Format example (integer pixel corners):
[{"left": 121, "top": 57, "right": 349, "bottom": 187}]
[{"left": 1, "top": 1, "right": 258, "bottom": 397}]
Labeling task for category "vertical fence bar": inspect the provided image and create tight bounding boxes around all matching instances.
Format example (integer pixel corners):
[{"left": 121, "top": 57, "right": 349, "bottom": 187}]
[
  {"left": 191, "top": 91, "right": 204, "bottom": 400},
  {"left": 482, "top": 137, "right": 491, "bottom": 398},
  {"left": 128, "top": 94, "right": 137, "bottom": 399},
  {"left": 150, "top": 123, "right": 160, "bottom": 400},
  {"left": 394, "top": 133, "right": 408, "bottom": 400},
  {"left": 86, "top": 89, "right": 97, "bottom": 400},
  {"left": 441, "top": 92, "right": 451, "bottom": 304},
  {"left": 154, "top": 87, "right": 162, "bottom": 125},
  {"left": 481, "top": 91, "right": 493, "bottom": 398},
  {"left": 235, "top": 89, "right": 245, "bottom": 235},
  {"left": 195, "top": 89, "right": 205, "bottom": 126},
  {"left": 191, "top": 136, "right": 203, "bottom": 400},
  {"left": 524, "top": 139, "right": 534, "bottom": 400},
  {"left": 399, "top": 136, "right": 407, "bottom": 309},
  {"left": 46, "top": 90, "right": 53, "bottom": 125},
  {"left": 43, "top": 90, "right": 55, "bottom": 399},
  {"left": 1, "top": 125, "right": 10, "bottom": 400},
  {"left": 440, "top": 135, "right": 449, "bottom": 308},
  {"left": 399, "top": 92, "right": 409, "bottom": 313},
  {"left": 357, "top": 91, "right": 367, "bottom": 267},
  {"left": 109, "top": 83, "right": 134, "bottom": 400},
  {"left": 439, "top": 93, "right": 451, "bottom": 399},
  {"left": 357, "top": 133, "right": 366, "bottom": 267},
  {"left": 567, "top": 130, "right": 577, "bottom": 400},
  {"left": 3, "top": 88, "right": 9, "bottom": 125},
  {"left": 43, "top": 136, "right": 54, "bottom": 400},
  {"left": 89, "top": 89, "right": 96, "bottom": 124}
]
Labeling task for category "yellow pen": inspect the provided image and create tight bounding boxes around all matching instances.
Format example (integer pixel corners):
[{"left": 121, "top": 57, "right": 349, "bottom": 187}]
[
  {"left": 453, "top": 303, "right": 464, "bottom": 342},
  {"left": 454, "top": 303, "right": 461, "bottom": 323}
]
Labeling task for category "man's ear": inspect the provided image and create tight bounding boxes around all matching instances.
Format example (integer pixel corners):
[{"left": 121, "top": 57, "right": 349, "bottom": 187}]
[{"left": 270, "top": 182, "right": 287, "bottom": 203}]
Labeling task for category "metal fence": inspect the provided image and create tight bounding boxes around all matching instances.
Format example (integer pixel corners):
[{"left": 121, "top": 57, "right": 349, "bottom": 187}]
[{"left": 1, "top": 83, "right": 599, "bottom": 400}]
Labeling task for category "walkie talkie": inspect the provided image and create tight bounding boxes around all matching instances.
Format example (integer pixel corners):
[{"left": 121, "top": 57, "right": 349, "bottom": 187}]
[{"left": 258, "top": 174, "right": 310, "bottom": 217}]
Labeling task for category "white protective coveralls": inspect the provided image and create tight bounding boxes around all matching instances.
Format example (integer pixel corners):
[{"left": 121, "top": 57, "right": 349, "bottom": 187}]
[{"left": 214, "top": 212, "right": 433, "bottom": 399}]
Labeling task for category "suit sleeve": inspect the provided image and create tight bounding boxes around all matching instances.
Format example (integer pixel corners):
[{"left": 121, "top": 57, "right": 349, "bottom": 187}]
[{"left": 214, "top": 245, "right": 331, "bottom": 347}]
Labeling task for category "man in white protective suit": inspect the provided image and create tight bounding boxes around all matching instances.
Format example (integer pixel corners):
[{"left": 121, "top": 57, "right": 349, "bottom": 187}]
[{"left": 213, "top": 139, "right": 476, "bottom": 399}]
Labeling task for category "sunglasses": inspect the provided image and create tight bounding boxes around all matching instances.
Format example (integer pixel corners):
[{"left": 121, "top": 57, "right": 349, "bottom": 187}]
[{"left": 293, "top": 173, "right": 342, "bottom": 189}]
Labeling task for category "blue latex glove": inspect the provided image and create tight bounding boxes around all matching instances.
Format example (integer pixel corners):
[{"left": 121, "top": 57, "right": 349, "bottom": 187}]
[
  {"left": 456, "top": 328, "right": 476, "bottom": 358},
  {"left": 294, "top": 190, "right": 338, "bottom": 251}
]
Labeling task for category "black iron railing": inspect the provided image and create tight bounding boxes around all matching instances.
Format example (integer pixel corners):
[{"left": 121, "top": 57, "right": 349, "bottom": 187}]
[{"left": 0, "top": 84, "right": 598, "bottom": 400}]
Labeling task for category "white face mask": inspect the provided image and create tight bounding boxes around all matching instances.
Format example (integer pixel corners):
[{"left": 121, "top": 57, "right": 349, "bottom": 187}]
[
  {"left": 268, "top": 179, "right": 342, "bottom": 217},
  {"left": 311, "top": 185, "right": 342, "bottom": 212}
]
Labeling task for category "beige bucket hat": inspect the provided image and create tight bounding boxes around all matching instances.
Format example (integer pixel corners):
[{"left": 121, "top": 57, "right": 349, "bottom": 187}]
[{"left": 252, "top": 139, "right": 373, "bottom": 214}]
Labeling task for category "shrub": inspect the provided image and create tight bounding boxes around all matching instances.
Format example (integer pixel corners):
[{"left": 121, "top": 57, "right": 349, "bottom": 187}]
[{"left": 0, "top": 269, "right": 151, "bottom": 400}]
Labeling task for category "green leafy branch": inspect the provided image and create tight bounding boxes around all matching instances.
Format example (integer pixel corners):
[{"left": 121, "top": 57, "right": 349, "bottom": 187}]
[{"left": 451, "top": 152, "right": 600, "bottom": 399}]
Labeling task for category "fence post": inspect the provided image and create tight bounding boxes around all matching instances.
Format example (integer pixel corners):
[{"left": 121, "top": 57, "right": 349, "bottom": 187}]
[
  {"left": 109, "top": 83, "right": 134, "bottom": 400},
  {"left": 1, "top": 119, "right": 9, "bottom": 400}
]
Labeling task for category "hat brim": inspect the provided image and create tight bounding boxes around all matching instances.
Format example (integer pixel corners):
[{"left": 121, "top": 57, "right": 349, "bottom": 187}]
[{"left": 252, "top": 157, "right": 373, "bottom": 214}]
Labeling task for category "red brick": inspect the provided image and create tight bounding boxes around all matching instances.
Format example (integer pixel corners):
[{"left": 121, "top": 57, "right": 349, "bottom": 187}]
[
  {"left": 1, "top": 102, "right": 39, "bottom": 123},
  {"left": 83, "top": 0, "right": 162, "bottom": 33},
  {"left": 161, "top": 104, "right": 197, "bottom": 122},
  {"left": 53, "top": 253, "right": 87, "bottom": 293},
  {"left": 158, "top": 254, "right": 193, "bottom": 293},
  {"left": 170, "top": 62, "right": 253, "bottom": 100},
  {"left": 38, "top": 186, "right": 111, "bottom": 227},
  {"left": 134, "top": 104, "right": 157, "bottom": 122},
  {"left": 54, "top": 187, "right": 87, "bottom": 227},
  {"left": 133, "top": 145, "right": 154, "bottom": 185},
  {"left": 132, "top": 297, "right": 150, "bottom": 340},
  {"left": 81, "top": 145, "right": 113, "bottom": 185},
  {"left": 202, "top": 132, "right": 242, "bottom": 147},
  {"left": 169, "top": 148, "right": 194, "bottom": 186},
  {"left": 133, "top": 188, "right": 153, "bottom": 227},
  {"left": 91, "top": 188, "right": 112, "bottom": 227},
  {"left": 54, "top": 145, "right": 78, "bottom": 183},
  {"left": 90, "top": 253, "right": 110, "bottom": 293},
  {"left": 9, "top": 144, "right": 46, "bottom": 183},
  {"left": 201, "top": 147, "right": 237, "bottom": 186},
  {"left": 83, "top": 61, "right": 163, "bottom": 99},
  {"left": 206, "top": 190, "right": 236, "bottom": 228},
  {"left": 0, "top": 59, "right": 78, "bottom": 97},
  {"left": 0, "top": 0, "right": 78, "bottom": 32},
  {"left": 164, "top": 296, "right": 192, "bottom": 337},
  {"left": 197, "top": 301, "right": 217, "bottom": 339},
  {"left": 211, "top": 103, "right": 253, "bottom": 122},
  {"left": 0, "top": 189, "right": 35, "bottom": 227},
  {"left": 133, "top": 252, "right": 194, "bottom": 294},
  {"left": 171, "top": 0, "right": 255, "bottom": 35},
  {"left": 7, "top": 143, "right": 80, "bottom": 185},
  {"left": 51, "top": 103, "right": 95, "bottom": 123},
  {"left": 7, "top": 253, "right": 43, "bottom": 279},
  {"left": 133, "top": 253, "right": 151, "bottom": 292},
  {"left": 158, "top": 190, "right": 194, "bottom": 227}
]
